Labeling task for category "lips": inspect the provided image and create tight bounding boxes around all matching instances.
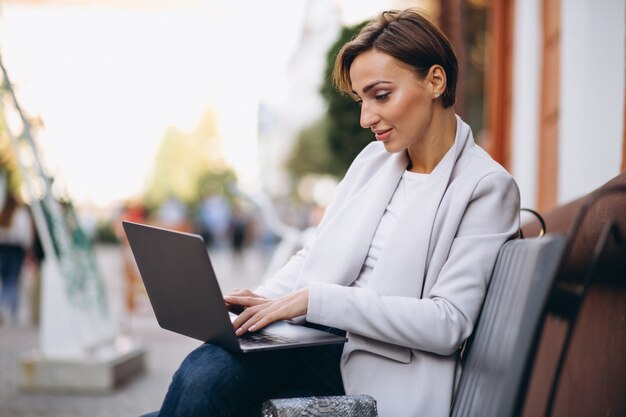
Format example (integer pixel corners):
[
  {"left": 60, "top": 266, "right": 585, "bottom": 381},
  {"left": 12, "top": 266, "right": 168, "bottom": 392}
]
[{"left": 374, "top": 128, "right": 392, "bottom": 141}]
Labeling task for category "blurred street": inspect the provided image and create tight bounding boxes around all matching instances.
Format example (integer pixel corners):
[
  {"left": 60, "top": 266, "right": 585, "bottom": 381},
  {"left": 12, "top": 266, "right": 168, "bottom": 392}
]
[{"left": 0, "top": 243, "right": 273, "bottom": 417}]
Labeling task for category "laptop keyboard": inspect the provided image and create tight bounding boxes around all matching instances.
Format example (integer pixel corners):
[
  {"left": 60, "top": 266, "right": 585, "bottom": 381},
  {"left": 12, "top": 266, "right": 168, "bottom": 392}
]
[{"left": 238, "top": 331, "right": 297, "bottom": 348}]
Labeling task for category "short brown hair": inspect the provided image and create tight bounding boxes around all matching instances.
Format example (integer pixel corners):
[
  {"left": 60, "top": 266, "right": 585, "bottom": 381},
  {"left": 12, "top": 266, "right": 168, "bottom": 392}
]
[{"left": 333, "top": 9, "right": 458, "bottom": 108}]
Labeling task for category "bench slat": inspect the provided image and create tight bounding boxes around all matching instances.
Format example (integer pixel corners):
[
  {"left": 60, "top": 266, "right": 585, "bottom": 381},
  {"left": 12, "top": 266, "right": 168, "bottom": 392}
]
[{"left": 451, "top": 236, "right": 566, "bottom": 417}]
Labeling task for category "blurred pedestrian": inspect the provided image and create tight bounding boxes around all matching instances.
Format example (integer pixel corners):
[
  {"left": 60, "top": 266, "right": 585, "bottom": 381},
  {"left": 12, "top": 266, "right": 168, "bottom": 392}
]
[
  {"left": 229, "top": 203, "right": 249, "bottom": 252},
  {"left": 198, "top": 192, "right": 231, "bottom": 248},
  {"left": 115, "top": 200, "right": 148, "bottom": 312},
  {"left": 0, "top": 189, "right": 34, "bottom": 325},
  {"left": 156, "top": 195, "right": 191, "bottom": 232},
  {"left": 26, "top": 227, "right": 45, "bottom": 326}
]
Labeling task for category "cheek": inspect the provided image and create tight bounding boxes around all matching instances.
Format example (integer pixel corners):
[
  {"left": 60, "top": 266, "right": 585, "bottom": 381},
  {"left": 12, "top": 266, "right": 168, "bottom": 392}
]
[
  {"left": 404, "top": 95, "right": 431, "bottom": 120},
  {"left": 393, "top": 98, "right": 422, "bottom": 128},
  {"left": 385, "top": 95, "right": 412, "bottom": 124}
]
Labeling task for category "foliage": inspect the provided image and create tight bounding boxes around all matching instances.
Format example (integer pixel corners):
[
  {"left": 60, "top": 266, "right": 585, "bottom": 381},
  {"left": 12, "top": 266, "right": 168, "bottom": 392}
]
[
  {"left": 0, "top": 113, "right": 21, "bottom": 195},
  {"left": 287, "top": 21, "right": 371, "bottom": 183},
  {"left": 285, "top": 118, "right": 334, "bottom": 180},
  {"left": 143, "top": 107, "right": 236, "bottom": 210},
  {"left": 320, "top": 21, "right": 372, "bottom": 177}
]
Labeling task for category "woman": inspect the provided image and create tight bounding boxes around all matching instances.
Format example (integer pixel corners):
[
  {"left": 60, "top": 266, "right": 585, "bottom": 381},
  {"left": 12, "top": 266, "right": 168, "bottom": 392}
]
[
  {"left": 0, "top": 188, "right": 34, "bottom": 325},
  {"left": 143, "top": 9, "right": 520, "bottom": 417}
]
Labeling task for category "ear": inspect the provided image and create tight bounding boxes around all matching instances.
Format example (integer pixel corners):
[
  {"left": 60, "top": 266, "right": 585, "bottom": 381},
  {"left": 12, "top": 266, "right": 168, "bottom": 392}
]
[{"left": 427, "top": 64, "right": 447, "bottom": 98}]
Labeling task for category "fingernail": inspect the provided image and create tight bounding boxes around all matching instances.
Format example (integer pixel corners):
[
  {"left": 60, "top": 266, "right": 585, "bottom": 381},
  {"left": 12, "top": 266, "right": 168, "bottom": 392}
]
[
  {"left": 236, "top": 328, "right": 243, "bottom": 336},
  {"left": 249, "top": 324, "right": 256, "bottom": 331}
]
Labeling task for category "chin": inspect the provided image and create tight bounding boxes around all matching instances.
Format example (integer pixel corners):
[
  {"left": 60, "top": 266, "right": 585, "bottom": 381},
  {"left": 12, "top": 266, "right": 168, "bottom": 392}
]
[{"left": 382, "top": 142, "right": 404, "bottom": 154}]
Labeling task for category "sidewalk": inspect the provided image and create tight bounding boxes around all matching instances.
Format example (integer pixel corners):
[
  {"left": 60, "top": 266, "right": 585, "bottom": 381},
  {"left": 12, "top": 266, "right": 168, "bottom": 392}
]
[{"left": 0, "top": 243, "right": 273, "bottom": 417}]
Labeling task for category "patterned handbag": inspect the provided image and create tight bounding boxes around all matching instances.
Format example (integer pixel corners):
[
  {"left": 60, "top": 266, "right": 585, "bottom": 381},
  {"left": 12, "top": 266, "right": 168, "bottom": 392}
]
[{"left": 262, "top": 395, "right": 377, "bottom": 417}]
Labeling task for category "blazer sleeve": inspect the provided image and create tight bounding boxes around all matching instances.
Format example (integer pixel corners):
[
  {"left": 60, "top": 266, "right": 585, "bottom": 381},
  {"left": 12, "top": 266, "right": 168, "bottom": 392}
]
[
  {"left": 306, "top": 172, "right": 520, "bottom": 356},
  {"left": 254, "top": 171, "right": 354, "bottom": 298},
  {"left": 254, "top": 246, "right": 308, "bottom": 299}
]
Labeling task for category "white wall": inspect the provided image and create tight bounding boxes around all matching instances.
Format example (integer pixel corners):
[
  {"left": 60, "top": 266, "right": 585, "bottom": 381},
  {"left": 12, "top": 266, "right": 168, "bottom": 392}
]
[
  {"left": 558, "top": 0, "right": 625, "bottom": 203},
  {"left": 510, "top": 0, "right": 625, "bottom": 209},
  {"left": 511, "top": 0, "right": 542, "bottom": 209}
]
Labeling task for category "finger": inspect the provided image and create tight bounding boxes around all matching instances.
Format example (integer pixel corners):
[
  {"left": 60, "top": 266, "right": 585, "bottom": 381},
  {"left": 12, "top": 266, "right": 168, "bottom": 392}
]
[
  {"left": 233, "top": 295, "right": 301, "bottom": 335},
  {"left": 228, "top": 288, "right": 266, "bottom": 299},
  {"left": 247, "top": 313, "right": 278, "bottom": 332},
  {"left": 231, "top": 304, "right": 258, "bottom": 330},
  {"left": 223, "top": 295, "right": 249, "bottom": 307},
  {"left": 229, "top": 288, "right": 253, "bottom": 297},
  {"left": 231, "top": 302, "right": 273, "bottom": 331},
  {"left": 224, "top": 295, "right": 268, "bottom": 307},
  {"left": 246, "top": 301, "right": 292, "bottom": 332},
  {"left": 237, "top": 307, "right": 279, "bottom": 335}
]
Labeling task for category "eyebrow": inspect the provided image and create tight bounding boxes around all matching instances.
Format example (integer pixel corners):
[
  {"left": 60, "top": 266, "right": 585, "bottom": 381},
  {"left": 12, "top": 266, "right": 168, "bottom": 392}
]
[{"left": 352, "top": 80, "right": 391, "bottom": 96}]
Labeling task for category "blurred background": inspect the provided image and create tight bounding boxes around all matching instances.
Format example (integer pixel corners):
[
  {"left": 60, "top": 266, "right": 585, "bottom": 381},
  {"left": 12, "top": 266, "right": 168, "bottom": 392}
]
[{"left": 0, "top": 0, "right": 623, "bottom": 416}]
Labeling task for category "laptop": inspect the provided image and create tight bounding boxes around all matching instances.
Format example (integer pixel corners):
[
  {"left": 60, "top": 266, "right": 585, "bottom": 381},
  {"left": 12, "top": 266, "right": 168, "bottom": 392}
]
[{"left": 122, "top": 221, "right": 347, "bottom": 353}]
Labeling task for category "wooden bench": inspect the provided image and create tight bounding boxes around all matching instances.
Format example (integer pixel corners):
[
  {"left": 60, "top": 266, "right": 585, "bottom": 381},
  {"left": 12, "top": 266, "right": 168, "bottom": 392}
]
[
  {"left": 520, "top": 180, "right": 626, "bottom": 417},
  {"left": 262, "top": 235, "right": 567, "bottom": 417}
]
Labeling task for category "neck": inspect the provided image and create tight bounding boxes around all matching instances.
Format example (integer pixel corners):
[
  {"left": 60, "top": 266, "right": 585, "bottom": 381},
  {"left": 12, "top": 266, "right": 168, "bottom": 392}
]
[{"left": 406, "top": 108, "right": 456, "bottom": 173}]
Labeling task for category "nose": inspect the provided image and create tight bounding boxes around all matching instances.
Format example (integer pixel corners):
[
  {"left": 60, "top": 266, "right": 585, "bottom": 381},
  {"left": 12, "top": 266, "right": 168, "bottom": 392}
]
[{"left": 359, "top": 102, "right": 379, "bottom": 129}]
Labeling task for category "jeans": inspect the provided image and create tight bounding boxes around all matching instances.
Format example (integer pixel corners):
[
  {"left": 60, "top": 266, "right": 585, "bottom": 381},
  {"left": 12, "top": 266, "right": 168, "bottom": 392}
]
[
  {"left": 0, "top": 244, "right": 26, "bottom": 320},
  {"left": 141, "top": 340, "right": 345, "bottom": 417}
]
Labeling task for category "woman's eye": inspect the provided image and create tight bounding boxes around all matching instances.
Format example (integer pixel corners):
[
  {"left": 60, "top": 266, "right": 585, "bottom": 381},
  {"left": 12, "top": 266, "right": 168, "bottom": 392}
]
[{"left": 375, "top": 92, "right": 390, "bottom": 101}]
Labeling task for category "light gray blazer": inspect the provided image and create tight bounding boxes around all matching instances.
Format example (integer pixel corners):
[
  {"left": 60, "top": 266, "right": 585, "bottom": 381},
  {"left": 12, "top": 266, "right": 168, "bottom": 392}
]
[{"left": 256, "top": 115, "right": 520, "bottom": 417}]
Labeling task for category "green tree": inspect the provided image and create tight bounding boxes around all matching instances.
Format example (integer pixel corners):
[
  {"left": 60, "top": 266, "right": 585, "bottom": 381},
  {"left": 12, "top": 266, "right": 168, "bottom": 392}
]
[
  {"left": 0, "top": 113, "right": 21, "bottom": 194},
  {"left": 320, "top": 21, "right": 372, "bottom": 177},
  {"left": 287, "top": 21, "right": 371, "bottom": 183},
  {"left": 285, "top": 118, "right": 334, "bottom": 180},
  {"left": 144, "top": 107, "right": 236, "bottom": 209}
]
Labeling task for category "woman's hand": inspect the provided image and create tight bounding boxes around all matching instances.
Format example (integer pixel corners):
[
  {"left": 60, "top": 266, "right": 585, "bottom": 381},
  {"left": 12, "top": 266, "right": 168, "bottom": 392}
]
[
  {"left": 224, "top": 288, "right": 265, "bottom": 313},
  {"left": 224, "top": 288, "right": 309, "bottom": 336}
]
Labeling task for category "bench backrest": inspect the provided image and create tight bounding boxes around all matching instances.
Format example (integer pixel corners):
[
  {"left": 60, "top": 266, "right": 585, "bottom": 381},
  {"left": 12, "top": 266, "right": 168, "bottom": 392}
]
[{"left": 451, "top": 235, "right": 566, "bottom": 417}]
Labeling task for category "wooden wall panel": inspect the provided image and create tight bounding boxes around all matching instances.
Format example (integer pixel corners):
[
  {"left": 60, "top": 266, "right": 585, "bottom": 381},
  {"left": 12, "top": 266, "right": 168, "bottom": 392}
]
[
  {"left": 485, "top": 0, "right": 514, "bottom": 171},
  {"left": 537, "top": 0, "right": 560, "bottom": 212}
]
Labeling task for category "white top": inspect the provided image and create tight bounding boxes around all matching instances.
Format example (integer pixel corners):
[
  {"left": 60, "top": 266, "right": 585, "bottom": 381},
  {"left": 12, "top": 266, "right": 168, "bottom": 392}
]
[
  {"left": 0, "top": 206, "right": 34, "bottom": 249},
  {"left": 352, "top": 170, "right": 430, "bottom": 288}
]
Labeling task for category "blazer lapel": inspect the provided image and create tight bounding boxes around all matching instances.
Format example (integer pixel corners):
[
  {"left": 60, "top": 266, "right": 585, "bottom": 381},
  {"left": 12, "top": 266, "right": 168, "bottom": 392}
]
[{"left": 295, "top": 150, "right": 408, "bottom": 289}]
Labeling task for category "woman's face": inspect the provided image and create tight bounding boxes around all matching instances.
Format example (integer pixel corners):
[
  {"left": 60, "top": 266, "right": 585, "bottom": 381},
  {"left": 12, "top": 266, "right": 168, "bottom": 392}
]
[{"left": 349, "top": 49, "right": 436, "bottom": 154}]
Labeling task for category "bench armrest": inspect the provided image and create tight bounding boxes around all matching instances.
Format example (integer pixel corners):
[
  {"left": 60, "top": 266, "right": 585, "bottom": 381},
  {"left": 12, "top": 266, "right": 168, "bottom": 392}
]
[{"left": 262, "top": 394, "right": 377, "bottom": 417}]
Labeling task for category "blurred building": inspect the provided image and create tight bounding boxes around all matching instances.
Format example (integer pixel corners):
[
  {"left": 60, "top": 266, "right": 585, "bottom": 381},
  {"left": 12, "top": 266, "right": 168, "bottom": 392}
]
[
  {"left": 257, "top": 0, "right": 341, "bottom": 198},
  {"left": 444, "top": 0, "right": 625, "bottom": 212}
]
